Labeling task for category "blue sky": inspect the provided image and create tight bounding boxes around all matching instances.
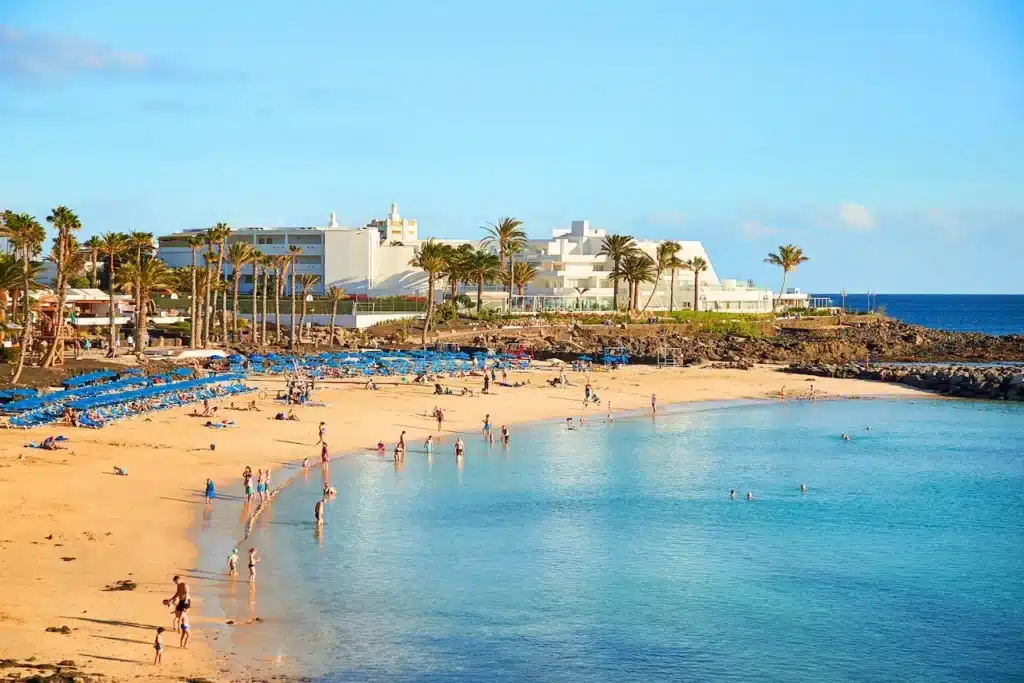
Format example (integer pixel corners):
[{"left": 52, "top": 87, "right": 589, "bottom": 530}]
[{"left": 1, "top": 0, "right": 1022, "bottom": 293}]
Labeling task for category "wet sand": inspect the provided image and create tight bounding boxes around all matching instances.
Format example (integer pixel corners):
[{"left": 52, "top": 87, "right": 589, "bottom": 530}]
[{"left": 0, "top": 363, "right": 925, "bottom": 681}]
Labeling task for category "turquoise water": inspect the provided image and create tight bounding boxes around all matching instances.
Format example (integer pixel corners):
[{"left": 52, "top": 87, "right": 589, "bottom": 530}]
[{"left": 203, "top": 399, "right": 1024, "bottom": 682}]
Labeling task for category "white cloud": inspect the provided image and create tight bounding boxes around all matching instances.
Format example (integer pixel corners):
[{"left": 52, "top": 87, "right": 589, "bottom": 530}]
[
  {"left": 649, "top": 212, "right": 685, "bottom": 226},
  {"left": 0, "top": 25, "right": 150, "bottom": 83},
  {"left": 838, "top": 202, "right": 876, "bottom": 230},
  {"left": 740, "top": 219, "right": 778, "bottom": 239}
]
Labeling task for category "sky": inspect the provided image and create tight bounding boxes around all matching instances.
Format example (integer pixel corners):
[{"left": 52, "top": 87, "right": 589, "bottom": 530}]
[{"left": 1, "top": 0, "right": 1022, "bottom": 294}]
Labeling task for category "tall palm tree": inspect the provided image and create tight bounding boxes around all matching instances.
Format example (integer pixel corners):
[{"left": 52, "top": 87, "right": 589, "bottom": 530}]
[
  {"left": 296, "top": 274, "right": 320, "bottom": 339},
  {"left": 84, "top": 235, "right": 102, "bottom": 289},
  {"left": 617, "top": 253, "right": 656, "bottom": 315},
  {"left": 465, "top": 249, "right": 501, "bottom": 313},
  {"left": 273, "top": 254, "right": 290, "bottom": 343},
  {"left": 1, "top": 211, "right": 45, "bottom": 383},
  {"left": 0, "top": 255, "right": 21, "bottom": 343},
  {"left": 441, "top": 243, "right": 474, "bottom": 300},
  {"left": 327, "top": 286, "right": 346, "bottom": 345},
  {"left": 186, "top": 234, "right": 205, "bottom": 347},
  {"left": 258, "top": 253, "right": 270, "bottom": 347},
  {"left": 41, "top": 206, "right": 82, "bottom": 367},
  {"left": 211, "top": 224, "right": 232, "bottom": 344},
  {"left": 97, "top": 232, "right": 129, "bottom": 354},
  {"left": 116, "top": 258, "right": 173, "bottom": 354},
  {"left": 641, "top": 241, "right": 683, "bottom": 313},
  {"left": 226, "top": 242, "right": 254, "bottom": 343},
  {"left": 409, "top": 239, "right": 447, "bottom": 344},
  {"left": 126, "top": 231, "right": 154, "bottom": 352},
  {"left": 598, "top": 234, "right": 637, "bottom": 312},
  {"left": 509, "top": 261, "right": 538, "bottom": 296},
  {"left": 288, "top": 245, "right": 302, "bottom": 342},
  {"left": 764, "top": 245, "right": 810, "bottom": 311},
  {"left": 683, "top": 256, "right": 709, "bottom": 312},
  {"left": 480, "top": 217, "right": 526, "bottom": 308},
  {"left": 201, "top": 229, "right": 217, "bottom": 346}
]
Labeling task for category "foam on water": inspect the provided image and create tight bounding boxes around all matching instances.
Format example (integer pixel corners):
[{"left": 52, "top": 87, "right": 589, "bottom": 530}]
[{"left": 195, "top": 399, "right": 1024, "bottom": 682}]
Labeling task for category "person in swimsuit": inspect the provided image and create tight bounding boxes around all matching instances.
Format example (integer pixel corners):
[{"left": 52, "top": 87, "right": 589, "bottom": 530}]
[
  {"left": 482, "top": 414, "right": 491, "bottom": 435},
  {"left": 204, "top": 478, "right": 216, "bottom": 504},
  {"left": 436, "top": 409, "right": 444, "bottom": 432},
  {"left": 179, "top": 612, "right": 191, "bottom": 649},
  {"left": 651, "top": 393, "right": 657, "bottom": 414},
  {"left": 314, "top": 498, "right": 325, "bottom": 527},
  {"left": 228, "top": 548, "right": 239, "bottom": 576},
  {"left": 163, "top": 576, "right": 190, "bottom": 632},
  {"left": 729, "top": 489, "right": 736, "bottom": 499},
  {"left": 317, "top": 421, "right": 327, "bottom": 445},
  {"left": 500, "top": 425, "right": 509, "bottom": 444},
  {"left": 424, "top": 435, "right": 433, "bottom": 453},
  {"left": 455, "top": 437, "right": 465, "bottom": 460},
  {"left": 154, "top": 627, "right": 165, "bottom": 665},
  {"left": 248, "top": 548, "right": 259, "bottom": 583}
]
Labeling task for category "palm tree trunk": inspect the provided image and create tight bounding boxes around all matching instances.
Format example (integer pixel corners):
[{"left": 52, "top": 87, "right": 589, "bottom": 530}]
[
  {"left": 261, "top": 269, "right": 269, "bottom": 347},
  {"left": 0, "top": 290, "right": 7, "bottom": 344},
  {"left": 108, "top": 254, "right": 117, "bottom": 354},
  {"left": 289, "top": 261, "right": 297, "bottom": 342},
  {"left": 422, "top": 276, "right": 434, "bottom": 345},
  {"left": 274, "top": 269, "right": 282, "bottom": 343},
  {"left": 133, "top": 247, "right": 143, "bottom": 355},
  {"left": 508, "top": 254, "right": 515, "bottom": 311},
  {"left": 476, "top": 277, "right": 484, "bottom": 313},
  {"left": 42, "top": 239, "right": 66, "bottom": 368},
  {"left": 612, "top": 258, "right": 620, "bottom": 312},
  {"left": 90, "top": 250, "right": 98, "bottom": 289},
  {"left": 640, "top": 266, "right": 664, "bottom": 313},
  {"left": 232, "top": 271, "right": 241, "bottom": 343},
  {"left": 329, "top": 301, "right": 338, "bottom": 346},
  {"left": 189, "top": 250, "right": 198, "bottom": 348},
  {"left": 11, "top": 248, "right": 31, "bottom": 384},
  {"left": 216, "top": 245, "right": 227, "bottom": 344},
  {"left": 774, "top": 272, "right": 788, "bottom": 312},
  {"left": 693, "top": 272, "right": 700, "bottom": 311},
  {"left": 203, "top": 249, "right": 213, "bottom": 347},
  {"left": 669, "top": 269, "right": 676, "bottom": 313}
]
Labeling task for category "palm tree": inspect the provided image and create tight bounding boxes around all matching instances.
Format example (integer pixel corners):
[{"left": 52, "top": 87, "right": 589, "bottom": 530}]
[
  {"left": 640, "top": 241, "right": 683, "bottom": 313},
  {"left": 97, "top": 232, "right": 129, "bottom": 354},
  {"left": 126, "top": 231, "right": 154, "bottom": 352},
  {"left": 764, "top": 245, "right": 809, "bottom": 311},
  {"left": 116, "top": 258, "right": 174, "bottom": 353},
  {"left": 248, "top": 249, "right": 264, "bottom": 345},
  {"left": 617, "top": 253, "right": 656, "bottom": 315},
  {"left": 574, "top": 286, "right": 591, "bottom": 311},
  {"left": 296, "top": 274, "right": 320, "bottom": 339},
  {"left": 186, "top": 234, "right": 205, "bottom": 347},
  {"left": 40, "top": 206, "right": 82, "bottom": 367},
  {"left": 0, "top": 255, "right": 21, "bottom": 343},
  {"left": 683, "top": 256, "right": 709, "bottom": 311},
  {"left": 84, "top": 235, "right": 102, "bottom": 289},
  {"left": 288, "top": 245, "right": 302, "bottom": 342},
  {"left": 1, "top": 211, "right": 45, "bottom": 382},
  {"left": 327, "top": 286, "right": 346, "bottom": 345},
  {"left": 598, "top": 234, "right": 637, "bottom": 312},
  {"left": 441, "top": 243, "right": 474, "bottom": 300},
  {"left": 509, "top": 261, "right": 538, "bottom": 296},
  {"left": 480, "top": 217, "right": 526, "bottom": 308},
  {"left": 273, "top": 254, "right": 290, "bottom": 343},
  {"left": 409, "top": 239, "right": 447, "bottom": 344},
  {"left": 226, "top": 242, "right": 254, "bottom": 343},
  {"left": 201, "top": 229, "right": 217, "bottom": 346},
  {"left": 465, "top": 249, "right": 501, "bottom": 313}
]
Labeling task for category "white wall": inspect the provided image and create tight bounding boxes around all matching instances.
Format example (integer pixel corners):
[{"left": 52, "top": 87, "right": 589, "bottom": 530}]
[{"left": 236, "top": 311, "right": 422, "bottom": 330}]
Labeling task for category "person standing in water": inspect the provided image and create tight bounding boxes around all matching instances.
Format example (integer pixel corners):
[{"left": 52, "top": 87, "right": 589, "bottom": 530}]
[
  {"left": 651, "top": 393, "right": 657, "bottom": 414},
  {"left": 314, "top": 498, "right": 325, "bottom": 527},
  {"left": 204, "top": 478, "right": 216, "bottom": 504},
  {"left": 317, "top": 421, "right": 327, "bottom": 445},
  {"left": 228, "top": 548, "right": 239, "bottom": 576},
  {"left": 482, "top": 414, "right": 491, "bottom": 436},
  {"left": 424, "top": 435, "right": 434, "bottom": 453},
  {"left": 500, "top": 425, "right": 509, "bottom": 444},
  {"left": 248, "top": 548, "right": 260, "bottom": 583},
  {"left": 455, "top": 437, "right": 465, "bottom": 460}
]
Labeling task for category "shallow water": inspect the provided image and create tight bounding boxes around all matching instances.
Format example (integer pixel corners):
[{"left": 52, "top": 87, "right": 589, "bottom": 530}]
[{"left": 197, "top": 399, "right": 1024, "bottom": 682}]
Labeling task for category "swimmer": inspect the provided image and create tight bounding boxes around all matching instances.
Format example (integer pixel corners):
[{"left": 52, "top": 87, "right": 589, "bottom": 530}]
[
  {"left": 842, "top": 433, "right": 850, "bottom": 441},
  {"left": 729, "top": 489, "right": 736, "bottom": 499},
  {"left": 800, "top": 483, "right": 807, "bottom": 493},
  {"left": 566, "top": 417, "right": 575, "bottom": 430},
  {"left": 301, "top": 457, "right": 309, "bottom": 470},
  {"left": 746, "top": 492, "right": 753, "bottom": 500},
  {"left": 314, "top": 498, "right": 325, "bottom": 527},
  {"left": 376, "top": 441, "right": 386, "bottom": 454}
]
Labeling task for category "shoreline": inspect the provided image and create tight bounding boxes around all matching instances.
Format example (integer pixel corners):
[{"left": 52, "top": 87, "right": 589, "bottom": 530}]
[{"left": 0, "top": 364, "right": 928, "bottom": 682}]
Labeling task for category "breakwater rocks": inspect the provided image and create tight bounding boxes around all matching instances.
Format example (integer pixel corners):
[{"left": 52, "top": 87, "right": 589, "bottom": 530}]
[{"left": 783, "top": 363, "right": 1024, "bottom": 401}]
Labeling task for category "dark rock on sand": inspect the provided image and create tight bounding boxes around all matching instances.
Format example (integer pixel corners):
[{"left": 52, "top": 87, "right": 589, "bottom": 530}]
[{"left": 782, "top": 363, "right": 1024, "bottom": 402}]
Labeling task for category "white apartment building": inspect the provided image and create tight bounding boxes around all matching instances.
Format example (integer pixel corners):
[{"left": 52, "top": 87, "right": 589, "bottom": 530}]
[{"left": 156, "top": 208, "right": 814, "bottom": 312}]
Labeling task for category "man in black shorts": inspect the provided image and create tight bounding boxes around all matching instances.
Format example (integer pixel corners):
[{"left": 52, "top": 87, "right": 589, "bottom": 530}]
[{"left": 163, "top": 575, "right": 191, "bottom": 632}]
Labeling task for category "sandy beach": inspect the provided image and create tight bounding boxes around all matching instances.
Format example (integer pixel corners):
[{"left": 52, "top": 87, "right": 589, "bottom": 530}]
[{"left": 0, "top": 364, "right": 926, "bottom": 682}]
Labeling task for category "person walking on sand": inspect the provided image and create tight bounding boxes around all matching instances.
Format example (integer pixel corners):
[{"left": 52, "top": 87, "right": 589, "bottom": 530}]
[
  {"left": 500, "top": 425, "right": 509, "bottom": 444},
  {"left": 179, "top": 612, "right": 191, "bottom": 649},
  {"left": 436, "top": 408, "right": 445, "bottom": 432},
  {"left": 317, "top": 421, "right": 327, "bottom": 445},
  {"left": 482, "top": 413, "right": 491, "bottom": 436},
  {"left": 154, "top": 627, "right": 165, "bottom": 665},
  {"left": 651, "top": 393, "right": 657, "bottom": 415},
  {"left": 163, "top": 576, "right": 190, "bottom": 632},
  {"left": 248, "top": 548, "right": 259, "bottom": 583},
  {"left": 228, "top": 548, "right": 239, "bottom": 576},
  {"left": 204, "top": 478, "right": 216, "bottom": 504}
]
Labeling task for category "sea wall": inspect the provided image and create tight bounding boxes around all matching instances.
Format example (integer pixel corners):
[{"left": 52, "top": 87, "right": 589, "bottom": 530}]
[{"left": 782, "top": 363, "right": 1024, "bottom": 401}]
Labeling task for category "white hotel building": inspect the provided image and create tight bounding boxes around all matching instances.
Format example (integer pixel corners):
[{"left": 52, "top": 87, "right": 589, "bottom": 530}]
[{"left": 156, "top": 205, "right": 813, "bottom": 313}]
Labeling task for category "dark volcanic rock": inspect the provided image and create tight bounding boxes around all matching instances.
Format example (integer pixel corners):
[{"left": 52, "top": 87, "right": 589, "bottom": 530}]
[{"left": 782, "top": 362, "right": 1024, "bottom": 401}]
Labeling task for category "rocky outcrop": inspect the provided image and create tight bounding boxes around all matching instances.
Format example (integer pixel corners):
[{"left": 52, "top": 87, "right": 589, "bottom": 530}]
[{"left": 782, "top": 362, "right": 1024, "bottom": 401}]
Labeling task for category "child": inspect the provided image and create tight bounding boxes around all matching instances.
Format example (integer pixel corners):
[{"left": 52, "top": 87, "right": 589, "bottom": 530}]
[
  {"left": 227, "top": 548, "right": 238, "bottom": 576},
  {"left": 154, "top": 627, "right": 165, "bottom": 665},
  {"left": 179, "top": 613, "right": 190, "bottom": 649}
]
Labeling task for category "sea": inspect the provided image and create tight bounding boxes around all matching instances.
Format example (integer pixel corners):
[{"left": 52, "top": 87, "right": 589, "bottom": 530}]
[
  {"left": 815, "top": 294, "right": 1024, "bottom": 336},
  {"left": 195, "top": 399, "right": 1024, "bottom": 682}
]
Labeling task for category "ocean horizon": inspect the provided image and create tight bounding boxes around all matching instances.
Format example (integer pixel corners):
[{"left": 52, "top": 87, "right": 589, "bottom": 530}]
[
  {"left": 196, "top": 398, "right": 1024, "bottom": 682},
  {"left": 814, "top": 293, "right": 1024, "bottom": 336}
]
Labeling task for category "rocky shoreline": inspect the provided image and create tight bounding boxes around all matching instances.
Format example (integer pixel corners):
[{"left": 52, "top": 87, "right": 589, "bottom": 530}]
[{"left": 782, "top": 362, "right": 1024, "bottom": 401}]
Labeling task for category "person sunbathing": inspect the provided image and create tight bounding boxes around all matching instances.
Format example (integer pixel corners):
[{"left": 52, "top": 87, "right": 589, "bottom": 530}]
[{"left": 287, "top": 409, "right": 299, "bottom": 421}]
